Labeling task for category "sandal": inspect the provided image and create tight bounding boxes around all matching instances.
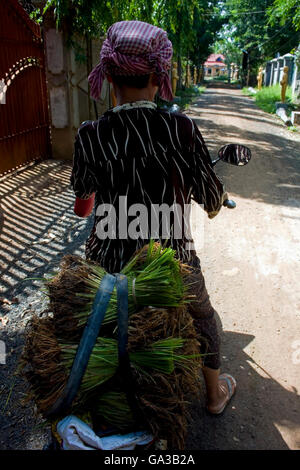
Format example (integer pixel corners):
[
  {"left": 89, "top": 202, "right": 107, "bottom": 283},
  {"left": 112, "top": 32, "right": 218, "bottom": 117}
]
[{"left": 206, "top": 373, "right": 237, "bottom": 415}]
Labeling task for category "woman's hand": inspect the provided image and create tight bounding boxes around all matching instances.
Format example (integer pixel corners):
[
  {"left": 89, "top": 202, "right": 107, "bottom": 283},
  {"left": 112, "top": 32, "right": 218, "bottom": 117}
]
[{"left": 74, "top": 194, "right": 95, "bottom": 217}]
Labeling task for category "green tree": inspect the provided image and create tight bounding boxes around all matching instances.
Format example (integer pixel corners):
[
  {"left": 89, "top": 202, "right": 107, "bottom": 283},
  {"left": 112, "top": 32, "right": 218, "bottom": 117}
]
[
  {"left": 220, "top": 0, "right": 300, "bottom": 85},
  {"left": 154, "top": 1, "right": 224, "bottom": 86},
  {"left": 267, "top": 0, "right": 300, "bottom": 31},
  {"left": 34, "top": 0, "right": 223, "bottom": 88},
  {"left": 213, "top": 28, "right": 242, "bottom": 70},
  {"left": 189, "top": 3, "right": 225, "bottom": 68}
]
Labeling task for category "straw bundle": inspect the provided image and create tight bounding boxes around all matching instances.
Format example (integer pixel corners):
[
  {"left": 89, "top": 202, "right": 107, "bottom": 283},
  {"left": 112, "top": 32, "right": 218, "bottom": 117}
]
[
  {"left": 21, "top": 305, "right": 201, "bottom": 448},
  {"left": 21, "top": 242, "right": 202, "bottom": 449},
  {"left": 44, "top": 241, "right": 193, "bottom": 341}
]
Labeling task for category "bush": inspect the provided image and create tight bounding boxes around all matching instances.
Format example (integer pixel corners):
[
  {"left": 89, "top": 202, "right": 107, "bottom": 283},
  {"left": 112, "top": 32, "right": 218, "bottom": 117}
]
[
  {"left": 243, "top": 84, "right": 295, "bottom": 114},
  {"left": 213, "top": 75, "right": 229, "bottom": 81},
  {"left": 170, "top": 85, "right": 206, "bottom": 110},
  {"left": 176, "top": 85, "right": 206, "bottom": 97},
  {"left": 204, "top": 75, "right": 229, "bottom": 82}
]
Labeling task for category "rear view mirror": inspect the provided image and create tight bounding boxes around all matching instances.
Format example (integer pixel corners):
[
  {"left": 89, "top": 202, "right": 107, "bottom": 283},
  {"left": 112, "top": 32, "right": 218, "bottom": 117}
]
[{"left": 218, "top": 144, "right": 251, "bottom": 166}]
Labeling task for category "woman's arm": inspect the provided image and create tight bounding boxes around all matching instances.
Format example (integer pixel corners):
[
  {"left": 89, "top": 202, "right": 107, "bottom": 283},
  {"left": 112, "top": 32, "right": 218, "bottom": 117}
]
[
  {"left": 70, "top": 123, "right": 97, "bottom": 216},
  {"left": 190, "top": 120, "right": 227, "bottom": 219}
]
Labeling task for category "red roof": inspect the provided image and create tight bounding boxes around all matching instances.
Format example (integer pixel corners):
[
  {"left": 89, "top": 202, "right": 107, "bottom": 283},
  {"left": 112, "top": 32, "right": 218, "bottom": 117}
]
[
  {"left": 204, "top": 53, "right": 226, "bottom": 67},
  {"left": 206, "top": 53, "right": 225, "bottom": 62},
  {"left": 204, "top": 62, "right": 226, "bottom": 67}
]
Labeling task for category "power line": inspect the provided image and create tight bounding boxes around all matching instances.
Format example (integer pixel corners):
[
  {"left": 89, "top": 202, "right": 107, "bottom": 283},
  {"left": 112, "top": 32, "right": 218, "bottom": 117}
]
[
  {"left": 247, "top": 18, "right": 294, "bottom": 52},
  {"left": 200, "top": 9, "right": 268, "bottom": 17}
]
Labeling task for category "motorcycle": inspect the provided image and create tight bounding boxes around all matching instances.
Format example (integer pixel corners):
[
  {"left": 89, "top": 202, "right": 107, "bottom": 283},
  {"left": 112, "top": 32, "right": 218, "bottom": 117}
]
[{"left": 44, "top": 142, "right": 251, "bottom": 451}]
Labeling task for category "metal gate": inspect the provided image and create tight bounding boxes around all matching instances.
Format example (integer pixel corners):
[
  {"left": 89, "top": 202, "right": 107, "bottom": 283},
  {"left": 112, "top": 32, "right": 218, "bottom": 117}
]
[{"left": 0, "top": 0, "right": 51, "bottom": 176}]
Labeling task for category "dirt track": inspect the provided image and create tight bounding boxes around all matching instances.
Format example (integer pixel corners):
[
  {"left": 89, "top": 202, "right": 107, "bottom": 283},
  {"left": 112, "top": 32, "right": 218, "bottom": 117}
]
[
  {"left": 0, "top": 83, "right": 299, "bottom": 450},
  {"left": 185, "top": 83, "right": 300, "bottom": 450}
]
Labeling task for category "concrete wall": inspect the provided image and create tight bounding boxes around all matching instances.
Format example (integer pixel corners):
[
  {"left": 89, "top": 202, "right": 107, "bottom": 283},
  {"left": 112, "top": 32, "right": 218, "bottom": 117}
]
[
  {"left": 292, "top": 64, "right": 300, "bottom": 105},
  {"left": 43, "top": 14, "right": 110, "bottom": 160},
  {"left": 262, "top": 52, "right": 300, "bottom": 105},
  {"left": 264, "top": 54, "right": 296, "bottom": 88}
]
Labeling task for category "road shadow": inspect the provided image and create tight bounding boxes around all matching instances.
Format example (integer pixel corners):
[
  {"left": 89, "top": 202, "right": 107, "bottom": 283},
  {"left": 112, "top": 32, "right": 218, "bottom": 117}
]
[
  {"left": 204, "top": 81, "right": 241, "bottom": 90},
  {"left": 1, "top": 323, "right": 299, "bottom": 449},
  {"left": 0, "top": 160, "right": 94, "bottom": 449},
  {"left": 0, "top": 159, "right": 93, "bottom": 305},
  {"left": 187, "top": 90, "right": 300, "bottom": 210},
  {"left": 186, "top": 326, "right": 300, "bottom": 450}
]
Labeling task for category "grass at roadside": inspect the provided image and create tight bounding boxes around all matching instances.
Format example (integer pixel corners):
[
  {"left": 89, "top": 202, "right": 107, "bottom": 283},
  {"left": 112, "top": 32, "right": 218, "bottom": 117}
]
[
  {"left": 176, "top": 84, "right": 206, "bottom": 97},
  {"left": 242, "top": 84, "right": 296, "bottom": 116},
  {"left": 157, "top": 84, "right": 206, "bottom": 111},
  {"left": 174, "top": 85, "right": 206, "bottom": 109}
]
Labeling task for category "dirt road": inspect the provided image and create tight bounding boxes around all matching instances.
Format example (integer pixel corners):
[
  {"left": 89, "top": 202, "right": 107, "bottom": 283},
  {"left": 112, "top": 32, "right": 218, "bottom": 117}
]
[
  {"left": 185, "top": 83, "right": 300, "bottom": 450},
  {"left": 0, "top": 83, "right": 299, "bottom": 450}
]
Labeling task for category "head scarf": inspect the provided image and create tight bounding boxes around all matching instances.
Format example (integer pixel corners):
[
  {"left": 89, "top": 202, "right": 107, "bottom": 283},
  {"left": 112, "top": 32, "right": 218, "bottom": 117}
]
[{"left": 88, "top": 20, "right": 173, "bottom": 102}]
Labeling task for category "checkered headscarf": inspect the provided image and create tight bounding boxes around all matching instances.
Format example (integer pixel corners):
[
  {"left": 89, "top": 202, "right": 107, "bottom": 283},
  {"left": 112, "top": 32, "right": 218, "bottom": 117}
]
[{"left": 88, "top": 21, "right": 173, "bottom": 102}]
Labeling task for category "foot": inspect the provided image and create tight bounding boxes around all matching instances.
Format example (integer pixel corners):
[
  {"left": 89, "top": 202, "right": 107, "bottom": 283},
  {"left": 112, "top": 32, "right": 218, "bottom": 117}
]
[{"left": 206, "top": 373, "right": 236, "bottom": 415}]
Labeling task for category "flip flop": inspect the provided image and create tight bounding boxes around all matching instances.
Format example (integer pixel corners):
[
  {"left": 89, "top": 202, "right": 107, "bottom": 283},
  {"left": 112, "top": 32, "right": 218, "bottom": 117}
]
[{"left": 206, "top": 373, "right": 237, "bottom": 415}]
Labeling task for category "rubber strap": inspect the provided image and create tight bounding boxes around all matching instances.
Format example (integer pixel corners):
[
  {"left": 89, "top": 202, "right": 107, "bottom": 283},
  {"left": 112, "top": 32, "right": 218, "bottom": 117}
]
[
  {"left": 46, "top": 272, "right": 144, "bottom": 426},
  {"left": 116, "top": 274, "right": 129, "bottom": 361},
  {"left": 45, "top": 273, "right": 117, "bottom": 417},
  {"left": 116, "top": 274, "right": 144, "bottom": 425}
]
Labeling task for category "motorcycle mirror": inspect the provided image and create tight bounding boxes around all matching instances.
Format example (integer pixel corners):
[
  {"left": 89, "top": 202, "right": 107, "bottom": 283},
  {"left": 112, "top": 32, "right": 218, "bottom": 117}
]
[{"left": 218, "top": 144, "right": 251, "bottom": 166}]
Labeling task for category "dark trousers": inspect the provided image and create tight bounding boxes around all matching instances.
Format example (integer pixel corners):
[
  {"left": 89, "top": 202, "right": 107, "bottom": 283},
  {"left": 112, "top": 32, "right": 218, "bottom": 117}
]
[{"left": 187, "top": 256, "right": 221, "bottom": 370}]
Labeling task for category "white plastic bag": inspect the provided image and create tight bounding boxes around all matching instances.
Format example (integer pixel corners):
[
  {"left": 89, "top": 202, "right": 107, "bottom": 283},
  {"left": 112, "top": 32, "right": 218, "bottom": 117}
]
[{"left": 57, "top": 415, "right": 153, "bottom": 450}]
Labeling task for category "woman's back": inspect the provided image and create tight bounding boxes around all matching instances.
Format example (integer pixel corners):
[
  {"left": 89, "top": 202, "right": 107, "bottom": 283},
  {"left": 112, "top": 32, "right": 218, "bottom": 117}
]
[{"left": 71, "top": 102, "right": 224, "bottom": 272}]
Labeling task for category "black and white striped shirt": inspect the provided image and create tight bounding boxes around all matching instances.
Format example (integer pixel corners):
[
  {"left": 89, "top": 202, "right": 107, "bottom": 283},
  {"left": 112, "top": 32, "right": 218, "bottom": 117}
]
[{"left": 71, "top": 101, "right": 225, "bottom": 273}]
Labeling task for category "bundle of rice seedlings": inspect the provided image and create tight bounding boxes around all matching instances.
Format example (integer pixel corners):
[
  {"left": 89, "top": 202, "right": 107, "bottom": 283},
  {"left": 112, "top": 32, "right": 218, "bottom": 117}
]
[
  {"left": 21, "top": 317, "right": 68, "bottom": 412},
  {"left": 44, "top": 241, "right": 194, "bottom": 339},
  {"left": 21, "top": 316, "right": 200, "bottom": 416},
  {"left": 92, "top": 305, "right": 201, "bottom": 449},
  {"left": 21, "top": 302, "right": 202, "bottom": 451},
  {"left": 95, "top": 391, "right": 136, "bottom": 430},
  {"left": 62, "top": 336, "right": 196, "bottom": 396},
  {"left": 21, "top": 242, "right": 202, "bottom": 448},
  {"left": 94, "top": 372, "right": 194, "bottom": 450}
]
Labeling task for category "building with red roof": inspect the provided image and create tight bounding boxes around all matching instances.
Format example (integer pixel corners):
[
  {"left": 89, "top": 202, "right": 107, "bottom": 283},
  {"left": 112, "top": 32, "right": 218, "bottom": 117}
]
[{"left": 204, "top": 53, "right": 227, "bottom": 77}]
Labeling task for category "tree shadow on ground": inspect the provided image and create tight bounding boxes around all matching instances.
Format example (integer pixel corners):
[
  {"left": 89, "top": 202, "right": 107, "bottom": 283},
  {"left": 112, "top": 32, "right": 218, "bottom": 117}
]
[
  {"left": 0, "top": 160, "right": 93, "bottom": 305},
  {"left": 204, "top": 81, "right": 241, "bottom": 91},
  {"left": 0, "top": 160, "right": 94, "bottom": 449},
  {"left": 188, "top": 98, "right": 300, "bottom": 209}
]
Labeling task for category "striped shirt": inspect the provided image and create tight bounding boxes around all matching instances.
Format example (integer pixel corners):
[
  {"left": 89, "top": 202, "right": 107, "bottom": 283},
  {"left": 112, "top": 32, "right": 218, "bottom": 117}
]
[{"left": 70, "top": 101, "right": 225, "bottom": 273}]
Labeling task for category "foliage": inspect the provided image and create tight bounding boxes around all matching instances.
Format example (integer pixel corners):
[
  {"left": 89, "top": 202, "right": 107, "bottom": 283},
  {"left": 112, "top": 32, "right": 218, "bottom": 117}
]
[
  {"left": 267, "top": 0, "right": 300, "bottom": 32},
  {"left": 39, "top": 0, "right": 222, "bottom": 60},
  {"left": 27, "top": 0, "right": 300, "bottom": 89},
  {"left": 176, "top": 85, "right": 206, "bottom": 97},
  {"left": 242, "top": 84, "right": 294, "bottom": 114},
  {"left": 218, "top": 0, "right": 300, "bottom": 79},
  {"left": 42, "top": 0, "right": 130, "bottom": 36},
  {"left": 213, "top": 29, "right": 242, "bottom": 69},
  {"left": 28, "top": 0, "right": 224, "bottom": 85},
  {"left": 156, "top": 0, "right": 200, "bottom": 58},
  {"left": 188, "top": 2, "right": 226, "bottom": 66},
  {"left": 287, "top": 125, "right": 298, "bottom": 132}
]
